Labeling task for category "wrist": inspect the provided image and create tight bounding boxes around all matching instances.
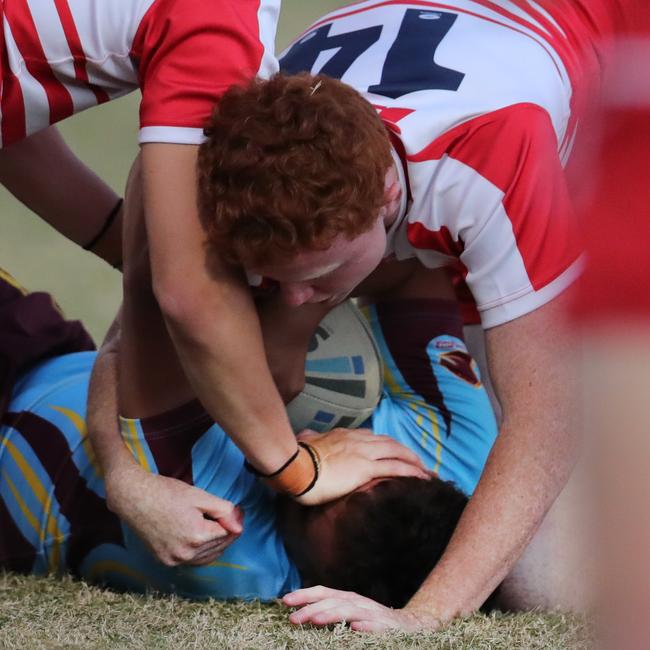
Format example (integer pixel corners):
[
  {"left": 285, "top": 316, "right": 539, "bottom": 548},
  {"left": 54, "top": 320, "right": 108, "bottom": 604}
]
[
  {"left": 103, "top": 458, "right": 146, "bottom": 512},
  {"left": 400, "top": 605, "right": 443, "bottom": 631},
  {"left": 245, "top": 442, "right": 319, "bottom": 497}
]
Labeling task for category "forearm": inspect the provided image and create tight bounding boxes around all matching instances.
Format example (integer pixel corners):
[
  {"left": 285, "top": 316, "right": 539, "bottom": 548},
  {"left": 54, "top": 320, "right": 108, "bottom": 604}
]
[
  {"left": 141, "top": 143, "right": 297, "bottom": 474},
  {"left": 0, "top": 126, "right": 122, "bottom": 265},
  {"left": 406, "top": 297, "right": 577, "bottom": 620},
  {"left": 87, "top": 310, "right": 139, "bottom": 486},
  {"left": 162, "top": 276, "right": 298, "bottom": 473},
  {"left": 408, "top": 416, "right": 576, "bottom": 619}
]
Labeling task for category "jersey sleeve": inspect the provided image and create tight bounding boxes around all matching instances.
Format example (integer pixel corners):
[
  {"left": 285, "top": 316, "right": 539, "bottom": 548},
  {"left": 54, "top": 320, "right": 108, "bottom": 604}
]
[
  {"left": 132, "top": 0, "right": 279, "bottom": 145},
  {"left": 409, "top": 103, "right": 582, "bottom": 328}
]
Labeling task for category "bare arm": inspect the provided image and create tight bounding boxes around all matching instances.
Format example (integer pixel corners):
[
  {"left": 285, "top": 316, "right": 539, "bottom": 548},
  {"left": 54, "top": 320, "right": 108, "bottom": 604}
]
[
  {"left": 86, "top": 308, "right": 135, "bottom": 484},
  {"left": 404, "top": 294, "right": 577, "bottom": 620},
  {"left": 0, "top": 126, "right": 123, "bottom": 266},
  {"left": 140, "top": 143, "right": 298, "bottom": 472}
]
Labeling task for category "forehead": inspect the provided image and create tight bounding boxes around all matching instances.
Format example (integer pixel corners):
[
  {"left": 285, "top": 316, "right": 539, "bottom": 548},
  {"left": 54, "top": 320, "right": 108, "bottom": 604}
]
[{"left": 251, "top": 234, "right": 361, "bottom": 279}]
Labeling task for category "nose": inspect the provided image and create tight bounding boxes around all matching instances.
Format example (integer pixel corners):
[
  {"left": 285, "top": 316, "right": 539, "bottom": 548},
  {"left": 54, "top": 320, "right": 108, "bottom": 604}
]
[{"left": 280, "top": 283, "right": 315, "bottom": 307}]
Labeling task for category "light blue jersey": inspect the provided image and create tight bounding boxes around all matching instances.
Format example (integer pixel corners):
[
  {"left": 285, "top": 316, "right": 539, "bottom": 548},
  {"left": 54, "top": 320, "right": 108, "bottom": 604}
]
[
  {"left": 1, "top": 352, "right": 301, "bottom": 600},
  {"left": 1, "top": 298, "right": 497, "bottom": 599}
]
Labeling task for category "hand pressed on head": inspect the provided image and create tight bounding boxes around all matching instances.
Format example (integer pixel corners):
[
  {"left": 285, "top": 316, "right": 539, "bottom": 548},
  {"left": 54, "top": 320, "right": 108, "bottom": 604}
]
[{"left": 293, "top": 427, "right": 428, "bottom": 506}]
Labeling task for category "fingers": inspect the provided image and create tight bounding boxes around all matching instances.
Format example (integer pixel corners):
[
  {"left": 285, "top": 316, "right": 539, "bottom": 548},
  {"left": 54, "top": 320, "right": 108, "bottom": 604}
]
[
  {"left": 350, "top": 619, "right": 394, "bottom": 633},
  {"left": 289, "top": 600, "right": 379, "bottom": 626},
  {"left": 196, "top": 493, "right": 243, "bottom": 535},
  {"left": 186, "top": 534, "right": 237, "bottom": 566},
  {"left": 367, "top": 458, "right": 431, "bottom": 480},
  {"left": 365, "top": 437, "right": 426, "bottom": 468},
  {"left": 283, "top": 586, "right": 357, "bottom": 606}
]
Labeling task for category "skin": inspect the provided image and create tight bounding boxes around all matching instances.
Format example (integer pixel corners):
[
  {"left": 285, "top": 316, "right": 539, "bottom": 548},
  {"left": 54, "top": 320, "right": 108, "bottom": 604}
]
[{"left": 0, "top": 126, "right": 123, "bottom": 266}]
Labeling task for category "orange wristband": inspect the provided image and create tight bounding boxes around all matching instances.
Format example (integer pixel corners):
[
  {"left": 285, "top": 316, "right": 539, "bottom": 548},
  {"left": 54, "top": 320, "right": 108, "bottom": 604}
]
[{"left": 265, "top": 442, "right": 320, "bottom": 497}]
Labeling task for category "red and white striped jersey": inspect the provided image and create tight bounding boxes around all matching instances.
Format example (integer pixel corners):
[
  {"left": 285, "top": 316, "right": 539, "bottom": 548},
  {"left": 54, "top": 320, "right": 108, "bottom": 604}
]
[
  {"left": 0, "top": 0, "right": 280, "bottom": 148},
  {"left": 281, "top": 0, "right": 616, "bottom": 328}
]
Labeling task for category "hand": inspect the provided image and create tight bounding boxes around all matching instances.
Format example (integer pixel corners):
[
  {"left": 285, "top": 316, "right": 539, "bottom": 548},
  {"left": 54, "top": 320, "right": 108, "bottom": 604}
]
[
  {"left": 293, "top": 428, "right": 429, "bottom": 505},
  {"left": 105, "top": 464, "right": 243, "bottom": 566},
  {"left": 283, "top": 586, "right": 439, "bottom": 633}
]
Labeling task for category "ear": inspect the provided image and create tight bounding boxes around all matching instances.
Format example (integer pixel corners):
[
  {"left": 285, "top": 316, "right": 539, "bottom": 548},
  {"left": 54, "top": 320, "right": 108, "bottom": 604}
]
[
  {"left": 383, "top": 165, "right": 400, "bottom": 200},
  {"left": 380, "top": 165, "right": 402, "bottom": 225}
]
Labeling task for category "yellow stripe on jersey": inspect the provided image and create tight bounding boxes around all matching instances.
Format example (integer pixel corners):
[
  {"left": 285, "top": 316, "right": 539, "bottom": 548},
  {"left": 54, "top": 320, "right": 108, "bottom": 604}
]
[
  {"left": 49, "top": 405, "right": 103, "bottom": 478},
  {"left": 86, "top": 560, "right": 151, "bottom": 585},
  {"left": 384, "top": 358, "right": 443, "bottom": 468},
  {"left": 119, "top": 417, "right": 152, "bottom": 472},
  {"left": 2, "top": 470, "right": 40, "bottom": 536},
  {"left": 381, "top": 356, "right": 406, "bottom": 399},
  {"left": 207, "top": 560, "right": 248, "bottom": 571},
  {"left": 1, "top": 438, "right": 65, "bottom": 570}
]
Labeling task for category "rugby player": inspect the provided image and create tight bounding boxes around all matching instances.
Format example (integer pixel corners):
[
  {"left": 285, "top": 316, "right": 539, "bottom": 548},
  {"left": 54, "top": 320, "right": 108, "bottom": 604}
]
[
  {"left": 0, "top": 267, "right": 496, "bottom": 608},
  {"left": 182, "top": 0, "right": 633, "bottom": 631}
]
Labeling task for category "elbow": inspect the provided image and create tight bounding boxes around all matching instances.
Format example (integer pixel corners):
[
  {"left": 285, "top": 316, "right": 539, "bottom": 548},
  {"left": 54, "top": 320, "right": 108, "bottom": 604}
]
[{"left": 151, "top": 274, "right": 208, "bottom": 337}]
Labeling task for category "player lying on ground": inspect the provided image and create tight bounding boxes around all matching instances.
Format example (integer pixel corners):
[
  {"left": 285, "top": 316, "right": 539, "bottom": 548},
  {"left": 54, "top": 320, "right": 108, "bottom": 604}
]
[
  {"left": 168, "top": 0, "right": 633, "bottom": 629},
  {"left": 0, "top": 268, "right": 497, "bottom": 610}
]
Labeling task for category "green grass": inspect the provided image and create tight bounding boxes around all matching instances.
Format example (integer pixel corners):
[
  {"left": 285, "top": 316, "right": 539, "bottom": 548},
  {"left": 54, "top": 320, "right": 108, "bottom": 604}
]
[{"left": 0, "top": 573, "right": 589, "bottom": 649}]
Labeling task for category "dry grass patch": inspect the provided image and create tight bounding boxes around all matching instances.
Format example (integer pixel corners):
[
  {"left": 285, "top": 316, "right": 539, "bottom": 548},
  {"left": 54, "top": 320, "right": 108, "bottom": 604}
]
[{"left": 1, "top": 572, "right": 590, "bottom": 649}]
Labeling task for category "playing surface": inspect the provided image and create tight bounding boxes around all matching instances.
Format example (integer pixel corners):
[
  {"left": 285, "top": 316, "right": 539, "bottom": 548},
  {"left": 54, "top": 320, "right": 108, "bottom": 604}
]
[
  {"left": 0, "top": 2, "right": 588, "bottom": 646},
  {"left": 0, "top": 573, "right": 589, "bottom": 649}
]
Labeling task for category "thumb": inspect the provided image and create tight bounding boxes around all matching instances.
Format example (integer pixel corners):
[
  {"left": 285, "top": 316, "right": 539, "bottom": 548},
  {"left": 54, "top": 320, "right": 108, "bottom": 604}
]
[{"left": 197, "top": 494, "right": 243, "bottom": 534}]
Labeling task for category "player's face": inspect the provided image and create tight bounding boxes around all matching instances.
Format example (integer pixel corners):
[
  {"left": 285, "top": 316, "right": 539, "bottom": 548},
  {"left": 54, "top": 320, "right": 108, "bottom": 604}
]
[{"left": 248, "top": 217, "right": 387, "bottom": 308}]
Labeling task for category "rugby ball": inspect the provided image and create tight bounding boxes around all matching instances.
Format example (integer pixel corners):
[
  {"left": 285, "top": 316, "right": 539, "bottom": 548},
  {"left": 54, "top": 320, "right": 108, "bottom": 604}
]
[{"left": 287, "top": 300, "right": 384, "bottom": 433}]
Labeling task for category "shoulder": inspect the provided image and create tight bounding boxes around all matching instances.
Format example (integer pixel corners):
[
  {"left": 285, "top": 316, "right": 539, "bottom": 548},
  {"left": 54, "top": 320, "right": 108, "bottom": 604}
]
[{"left": 407, "top": 103, "right": 558, "bottom": 167}]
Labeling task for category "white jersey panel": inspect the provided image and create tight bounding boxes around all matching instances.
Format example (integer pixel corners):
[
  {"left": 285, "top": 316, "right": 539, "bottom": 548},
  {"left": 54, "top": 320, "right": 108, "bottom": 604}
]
[
  {"left": 285, "top": 2, "right": 572, "bottom": 150},
  {"left": 256, "top": 0, "right": 282, "bottom": 80},
  {"left": 27, "top": 2, "right": 97, "bottom": 115},
  {"left": 66, "top": 0, "right": 153, "bottom": 95},
  {"left": 3, "top": 23, "right": 50, "bottom": 137}
]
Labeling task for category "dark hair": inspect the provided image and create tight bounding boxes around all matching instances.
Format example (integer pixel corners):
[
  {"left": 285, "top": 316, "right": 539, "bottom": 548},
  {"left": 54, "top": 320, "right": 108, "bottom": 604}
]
[
  {"left": 197, "top": 72, "right": 393, "bottom": 266},
  {"left": 325, "top": 476, "right": 468, "bottom": 609}
]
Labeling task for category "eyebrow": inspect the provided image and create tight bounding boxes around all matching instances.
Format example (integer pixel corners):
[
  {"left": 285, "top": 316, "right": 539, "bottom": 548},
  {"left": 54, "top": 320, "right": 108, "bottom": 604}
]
[{"left": 291, "top": 262, "right": 342, "bottom": 282}]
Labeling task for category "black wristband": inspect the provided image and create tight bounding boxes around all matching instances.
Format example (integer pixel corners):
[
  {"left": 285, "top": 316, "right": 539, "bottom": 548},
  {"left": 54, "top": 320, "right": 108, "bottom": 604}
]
[
  {"left": 83, "top": 197, "right": 123, "bottom": 251},
  {"left": 244, "top": 446, "right": 300, "bottom": 478}
]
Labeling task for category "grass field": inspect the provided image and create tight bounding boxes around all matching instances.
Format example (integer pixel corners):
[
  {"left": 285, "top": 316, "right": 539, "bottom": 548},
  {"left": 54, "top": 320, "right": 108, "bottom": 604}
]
[
  {"left": 0, "top": 2, "right": 589, "bottom": 647},
  {"left": 1, "top": 574, "right": 589, "bottom": 649}
]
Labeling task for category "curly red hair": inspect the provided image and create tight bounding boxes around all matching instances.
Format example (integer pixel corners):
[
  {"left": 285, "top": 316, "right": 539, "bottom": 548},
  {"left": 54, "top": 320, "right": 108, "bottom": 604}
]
[{"left": 197, "top": 73, "right": 393, "bottom": 266}]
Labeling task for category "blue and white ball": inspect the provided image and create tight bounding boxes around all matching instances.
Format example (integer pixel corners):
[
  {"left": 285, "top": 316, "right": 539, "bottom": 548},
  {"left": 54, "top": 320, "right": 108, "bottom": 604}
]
[{"left": 287, "top": 300, "right": 383, "bottom": 433}]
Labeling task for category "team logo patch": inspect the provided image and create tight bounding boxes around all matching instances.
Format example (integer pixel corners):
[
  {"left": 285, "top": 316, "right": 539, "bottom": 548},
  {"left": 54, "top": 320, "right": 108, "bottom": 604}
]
[{"left": 440, "top": 351, "right": 481, "bottom": 387}]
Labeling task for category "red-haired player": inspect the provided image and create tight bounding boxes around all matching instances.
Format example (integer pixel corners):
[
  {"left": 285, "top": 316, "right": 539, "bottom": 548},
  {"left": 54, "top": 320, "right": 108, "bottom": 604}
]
[{"left": 189, "top": 0, "right": 638, "bottom": 632}]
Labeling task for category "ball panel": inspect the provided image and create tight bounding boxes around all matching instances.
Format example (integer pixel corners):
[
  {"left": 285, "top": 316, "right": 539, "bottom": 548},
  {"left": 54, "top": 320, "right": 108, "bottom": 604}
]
[{"left": 287, "top": 300, "right": 383, "bottom": 433}]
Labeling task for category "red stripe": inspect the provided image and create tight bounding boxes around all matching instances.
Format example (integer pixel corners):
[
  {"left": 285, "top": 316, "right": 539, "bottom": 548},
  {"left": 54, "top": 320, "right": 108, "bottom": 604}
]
[
  {"left": 53, "top": 0, "right": 110, "bottom": 105},
  {"left": 0, "top": 25, "right": 27, "bottom": 146},
  {"left": 407, "top": 222, "right": 464, "bottom": 257},
  {"left": 409, "top": 103, "right": 579, "bottom": 290},
  {"left": 5, "top": 0, "right": 74, "bottom": 125}
]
